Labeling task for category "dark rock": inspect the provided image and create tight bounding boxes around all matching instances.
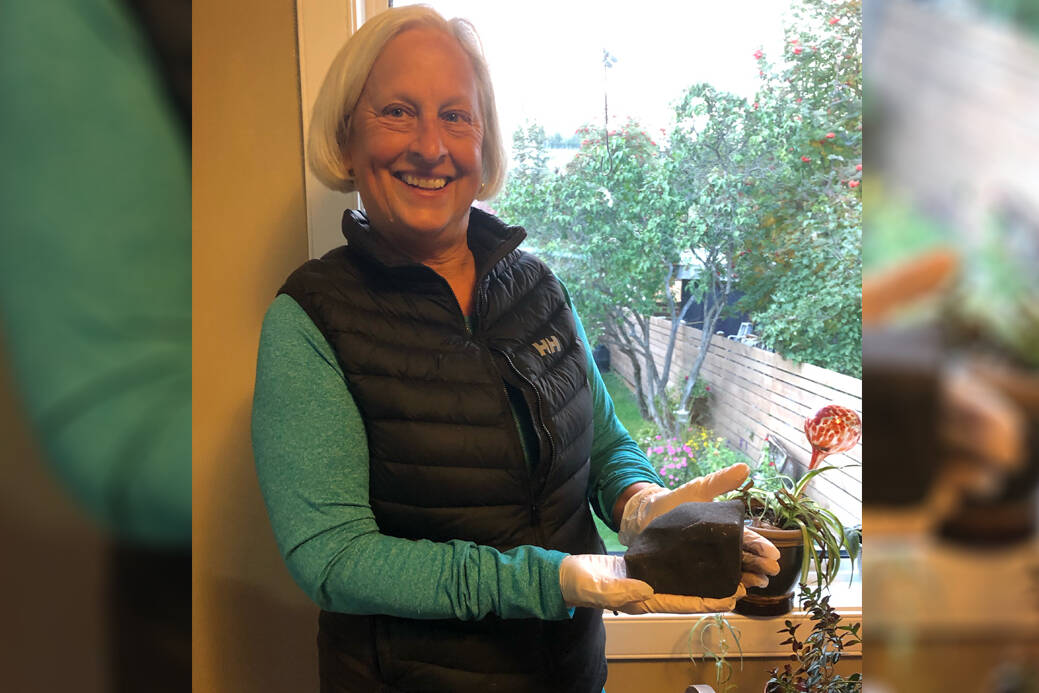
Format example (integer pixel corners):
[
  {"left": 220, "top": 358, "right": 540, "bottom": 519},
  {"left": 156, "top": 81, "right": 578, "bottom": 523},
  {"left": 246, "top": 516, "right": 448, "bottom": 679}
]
[{"left": 623, "top": 500, "right": 744, "bottom": 598}]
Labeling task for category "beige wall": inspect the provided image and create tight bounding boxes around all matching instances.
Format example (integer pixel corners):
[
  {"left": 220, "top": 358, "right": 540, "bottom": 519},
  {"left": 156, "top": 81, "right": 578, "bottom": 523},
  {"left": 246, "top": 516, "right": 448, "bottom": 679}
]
[
  {"left": 193, "top": 1, "right": 318, "bottom": 690},
  {"left": 0, "top": 348, "right": 109, "bottom": 692}
]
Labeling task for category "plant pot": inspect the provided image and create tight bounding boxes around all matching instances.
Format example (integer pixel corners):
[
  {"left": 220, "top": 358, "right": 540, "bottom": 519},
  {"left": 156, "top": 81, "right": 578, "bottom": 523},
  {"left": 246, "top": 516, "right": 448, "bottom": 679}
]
[{"left": 734, "top": 522, "right": 803, "bottom": 616}]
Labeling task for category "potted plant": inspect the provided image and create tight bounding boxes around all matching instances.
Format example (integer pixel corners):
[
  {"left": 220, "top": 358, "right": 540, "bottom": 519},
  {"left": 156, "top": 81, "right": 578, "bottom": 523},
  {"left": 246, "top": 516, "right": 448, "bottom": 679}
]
[
  {"left": 765, "top": 582, "right": 862, "bottom": 692},
  {"left": 732, "top": 463, "right": 858, "bottom": 616}
]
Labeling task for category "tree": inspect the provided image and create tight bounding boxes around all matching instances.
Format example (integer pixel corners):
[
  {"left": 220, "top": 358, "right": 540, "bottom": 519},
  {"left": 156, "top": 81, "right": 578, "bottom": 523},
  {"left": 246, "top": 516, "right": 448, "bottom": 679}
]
[
  {"left": 495, "top": 0, "right": 862, "bottom": 437},
  {"left": 736, "top": 0, "right": 862, "bottom": 376}
]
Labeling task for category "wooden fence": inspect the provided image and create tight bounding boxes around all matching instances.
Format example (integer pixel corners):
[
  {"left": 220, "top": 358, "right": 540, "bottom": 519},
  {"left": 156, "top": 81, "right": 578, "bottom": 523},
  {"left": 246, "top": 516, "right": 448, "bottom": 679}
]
[{"left": 611, "top": 317, "right": 862, "bottom": 527}]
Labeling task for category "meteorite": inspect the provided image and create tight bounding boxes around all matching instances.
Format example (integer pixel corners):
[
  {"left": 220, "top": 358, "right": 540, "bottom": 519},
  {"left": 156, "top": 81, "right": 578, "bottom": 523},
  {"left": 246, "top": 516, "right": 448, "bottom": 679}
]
[{"left": 623, "top": 500, "right": 744, "bottom": 598}]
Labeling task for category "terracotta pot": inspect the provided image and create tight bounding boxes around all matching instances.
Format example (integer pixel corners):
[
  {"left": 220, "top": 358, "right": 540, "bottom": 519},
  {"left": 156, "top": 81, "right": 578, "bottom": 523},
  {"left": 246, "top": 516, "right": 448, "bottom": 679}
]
[{"left": 734, "top": 522, "right": 803, "bottom": 616}]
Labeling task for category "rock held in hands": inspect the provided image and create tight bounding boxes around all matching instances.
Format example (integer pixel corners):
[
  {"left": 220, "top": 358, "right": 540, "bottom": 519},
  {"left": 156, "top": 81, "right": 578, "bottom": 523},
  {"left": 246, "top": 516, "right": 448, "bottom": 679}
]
[{"left": 623, "top": 500, "right": 744, "bottom": 598}]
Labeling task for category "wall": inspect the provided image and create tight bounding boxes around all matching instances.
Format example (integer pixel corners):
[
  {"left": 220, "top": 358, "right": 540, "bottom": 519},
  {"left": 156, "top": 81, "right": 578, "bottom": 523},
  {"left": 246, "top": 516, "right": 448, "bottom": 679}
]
[
  {"left": 0, "top": 347, "right": 109, "bottom": 692},
  {"left": 612, "top": 317, "right": 862, "bottom": 526},
  {"left": 193, "top": 1, "right": 319, "bottom": 690}
]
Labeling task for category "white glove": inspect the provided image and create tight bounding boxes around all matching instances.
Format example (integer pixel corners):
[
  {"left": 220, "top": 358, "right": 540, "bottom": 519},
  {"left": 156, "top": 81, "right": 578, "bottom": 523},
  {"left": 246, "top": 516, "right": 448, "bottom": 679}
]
[
  {"left": 559, "top": 554, "right": 747, "bottom": 615},
  {"left": 618, "top": 583, "right": 747, "bottom": 615},
  {"left": 559, "top": 554, "right": 653, "bottom": 610},
  {"left": 618, "top": 463, "right": 781, "bottom": 588}
]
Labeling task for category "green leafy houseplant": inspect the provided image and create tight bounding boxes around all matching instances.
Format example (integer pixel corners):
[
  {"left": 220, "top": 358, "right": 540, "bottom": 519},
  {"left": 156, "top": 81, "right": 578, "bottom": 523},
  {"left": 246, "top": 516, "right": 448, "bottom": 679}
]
[
  {"left": 765, "top": 583, "right": 862, "bottom": 692},
  {"left": 737, "top": 464, "right": 857, "bottom": 587}
]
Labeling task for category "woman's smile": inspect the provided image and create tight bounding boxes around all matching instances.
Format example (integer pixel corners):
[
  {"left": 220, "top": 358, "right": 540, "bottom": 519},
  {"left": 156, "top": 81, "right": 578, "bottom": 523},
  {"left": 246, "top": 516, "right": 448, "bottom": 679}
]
[{"left": 395, "top": 172, "right": 451, "bottom": 190}]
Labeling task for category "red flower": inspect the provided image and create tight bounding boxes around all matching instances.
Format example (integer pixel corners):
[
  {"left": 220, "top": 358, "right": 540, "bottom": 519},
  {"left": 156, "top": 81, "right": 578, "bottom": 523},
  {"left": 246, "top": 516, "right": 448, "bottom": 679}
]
[
  {"left": 790, "top": 38, "right": 800, "bottom": 44},
  {"left": 793, "top": 46, "right": 803, "bottom": 55},
  {"left": 753, "top": 49, "right": 764, "bottom": 60},
  {"left": 829, "top": 17, "right": 840, "bottom": 25},
  {"left": 856, "top": 163, "right": 862, "bottom": 171},
  {"left": 849, "top": 180, "right": 860, "bottom": 188},
  {"left": 801, "top": 156, "right": 811, "bottom": 162},
  {"left": 753, "top": 101, "right": 759, "bottom": 109},
  {"left": 825, "top": 132, "right": 836, "bottom": 139},
  {"left": 796, "top": 97, "right": 803, "bottom": 103}
]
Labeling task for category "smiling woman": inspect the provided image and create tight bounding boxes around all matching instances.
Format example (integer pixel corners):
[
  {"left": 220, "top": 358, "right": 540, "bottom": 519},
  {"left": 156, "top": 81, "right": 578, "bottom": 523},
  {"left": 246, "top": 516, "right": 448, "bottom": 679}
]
[{"left": 251, "top": 5, "right": 778, "bottom": 692}]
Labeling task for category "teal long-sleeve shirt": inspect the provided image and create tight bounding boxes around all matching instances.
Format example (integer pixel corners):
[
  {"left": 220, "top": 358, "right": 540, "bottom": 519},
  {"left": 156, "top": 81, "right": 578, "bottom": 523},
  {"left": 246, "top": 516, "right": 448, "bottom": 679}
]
[
  {"left": 252, "top": 291, "right": 661, "bottom": 621},
  {"left": 0, "top": 0, "right": 190, "bottom": 546}
]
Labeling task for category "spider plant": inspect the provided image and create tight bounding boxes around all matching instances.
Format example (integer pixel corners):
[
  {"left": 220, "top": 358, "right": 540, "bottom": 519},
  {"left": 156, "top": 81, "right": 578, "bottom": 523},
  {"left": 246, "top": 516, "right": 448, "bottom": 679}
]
[
  {"left": 688, "top": 613, "right": 743, "bottom": 693},
  {"left": 735, "top": 464, "right": 861, "bottom": 587}
]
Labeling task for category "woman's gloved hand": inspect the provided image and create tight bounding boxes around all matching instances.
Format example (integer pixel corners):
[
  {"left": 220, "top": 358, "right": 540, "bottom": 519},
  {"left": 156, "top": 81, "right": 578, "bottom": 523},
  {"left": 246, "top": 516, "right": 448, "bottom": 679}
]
[
  {"left": 558, "top": 554, "right": 745, "bottom": 614},
  {"left": 617, "top": 463, "right": 781, "bottom": 589}
]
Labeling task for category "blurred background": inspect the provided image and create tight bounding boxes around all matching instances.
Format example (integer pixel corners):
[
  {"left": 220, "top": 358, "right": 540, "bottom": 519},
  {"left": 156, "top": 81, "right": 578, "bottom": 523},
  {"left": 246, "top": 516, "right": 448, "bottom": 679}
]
[
  {"left": 0, "top": 1, "right": 190, "bottom": 691},
  {"left": 863, "top": 0, "right": 1039, "bottom": 690}
]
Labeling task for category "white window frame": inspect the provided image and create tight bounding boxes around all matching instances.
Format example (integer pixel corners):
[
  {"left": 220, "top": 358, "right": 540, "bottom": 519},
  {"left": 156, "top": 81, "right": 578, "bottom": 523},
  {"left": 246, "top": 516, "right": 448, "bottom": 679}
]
[{"left": 296, "top": 0, "right": 390, "bottom": 258}]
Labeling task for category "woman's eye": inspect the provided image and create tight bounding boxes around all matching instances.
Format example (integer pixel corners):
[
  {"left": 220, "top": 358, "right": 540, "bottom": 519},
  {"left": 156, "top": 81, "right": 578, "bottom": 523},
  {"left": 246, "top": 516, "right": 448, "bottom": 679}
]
[
  {"left": 443, "top": 111, "right": 469, "bottom": 123},
  {"left": 384, "top": 106, "right": 407, "bottom": 118}
]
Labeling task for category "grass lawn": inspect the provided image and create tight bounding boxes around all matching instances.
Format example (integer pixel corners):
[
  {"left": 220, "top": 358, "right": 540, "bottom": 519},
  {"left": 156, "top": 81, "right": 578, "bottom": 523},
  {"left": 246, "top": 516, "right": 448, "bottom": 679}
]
[{"left": 596, "top": 371, "right": 651, "bottom": 553}]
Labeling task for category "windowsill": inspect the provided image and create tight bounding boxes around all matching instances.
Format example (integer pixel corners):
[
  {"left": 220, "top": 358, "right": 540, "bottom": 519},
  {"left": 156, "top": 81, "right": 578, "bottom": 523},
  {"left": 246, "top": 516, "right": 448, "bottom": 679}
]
[{"left": 605, "top": 569, "right": 862, "bottom": 660}]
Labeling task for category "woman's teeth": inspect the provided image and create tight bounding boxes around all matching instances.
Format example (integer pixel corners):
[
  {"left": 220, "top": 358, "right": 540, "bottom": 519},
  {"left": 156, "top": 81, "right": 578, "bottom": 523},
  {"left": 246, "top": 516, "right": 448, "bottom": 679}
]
[{"left": 399, "top": 173, "right": 448, "bottom": 190}]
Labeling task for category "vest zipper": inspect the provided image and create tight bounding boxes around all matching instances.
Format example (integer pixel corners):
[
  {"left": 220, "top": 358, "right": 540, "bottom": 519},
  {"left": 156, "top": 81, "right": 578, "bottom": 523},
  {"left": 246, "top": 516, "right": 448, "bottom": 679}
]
[
  {"left": 494, "top": 350, "right": 557, "bottom": 474},
  {"left": 500, "top": 378, "right": 545, "bottom": 546}
]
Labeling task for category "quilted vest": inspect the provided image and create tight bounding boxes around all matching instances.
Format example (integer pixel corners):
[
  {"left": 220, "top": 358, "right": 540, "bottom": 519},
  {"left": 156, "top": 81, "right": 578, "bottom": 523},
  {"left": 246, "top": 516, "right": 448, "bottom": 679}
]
[{"left": 279, "top": 208, "right": 607, "bottom": 693}]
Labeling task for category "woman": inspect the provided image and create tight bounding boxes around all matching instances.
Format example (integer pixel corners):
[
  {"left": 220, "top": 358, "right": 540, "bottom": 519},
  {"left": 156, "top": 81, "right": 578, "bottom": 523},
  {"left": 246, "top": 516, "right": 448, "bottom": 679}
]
[{"left": 252, "top": 7, "right": 779, "bottom": 692}]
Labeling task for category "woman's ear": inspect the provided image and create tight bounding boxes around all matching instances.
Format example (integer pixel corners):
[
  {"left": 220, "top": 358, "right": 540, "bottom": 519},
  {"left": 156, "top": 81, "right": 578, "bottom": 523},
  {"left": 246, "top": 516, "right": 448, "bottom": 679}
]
[{"left": 337, "top": 117, "right": 355, "bottom": 182}]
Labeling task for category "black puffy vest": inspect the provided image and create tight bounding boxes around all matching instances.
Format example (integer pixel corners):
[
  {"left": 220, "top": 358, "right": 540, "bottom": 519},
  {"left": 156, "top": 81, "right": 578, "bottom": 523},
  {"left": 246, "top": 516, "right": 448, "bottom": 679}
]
[{"left": 279, "top": 208, "right": 607, "bottom": 693}]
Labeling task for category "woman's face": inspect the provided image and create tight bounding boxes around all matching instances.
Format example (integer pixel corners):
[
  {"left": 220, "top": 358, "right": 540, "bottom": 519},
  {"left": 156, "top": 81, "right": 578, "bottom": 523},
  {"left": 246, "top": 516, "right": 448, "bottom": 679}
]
[{"left": 345, "top": 27, "right": 484, "bottom": 254}]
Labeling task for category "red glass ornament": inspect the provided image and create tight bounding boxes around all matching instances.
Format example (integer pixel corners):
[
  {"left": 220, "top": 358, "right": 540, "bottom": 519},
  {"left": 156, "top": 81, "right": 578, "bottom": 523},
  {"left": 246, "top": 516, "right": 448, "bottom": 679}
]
[{"left": 804, "top": 405, "right": 861, "bottom": 469}]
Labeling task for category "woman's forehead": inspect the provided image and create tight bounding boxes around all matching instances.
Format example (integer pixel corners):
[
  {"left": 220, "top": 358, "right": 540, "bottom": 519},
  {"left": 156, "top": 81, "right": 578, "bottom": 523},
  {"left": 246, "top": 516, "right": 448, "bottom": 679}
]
[{"left": 364, "top": 27, "right": 478, "bottom": 104}]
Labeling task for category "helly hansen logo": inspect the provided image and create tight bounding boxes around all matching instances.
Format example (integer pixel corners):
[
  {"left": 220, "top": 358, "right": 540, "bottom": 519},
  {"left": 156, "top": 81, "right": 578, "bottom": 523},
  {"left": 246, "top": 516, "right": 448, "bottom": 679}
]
[{"left": 532, "top": 335, "right": 562, "bottom": 356}]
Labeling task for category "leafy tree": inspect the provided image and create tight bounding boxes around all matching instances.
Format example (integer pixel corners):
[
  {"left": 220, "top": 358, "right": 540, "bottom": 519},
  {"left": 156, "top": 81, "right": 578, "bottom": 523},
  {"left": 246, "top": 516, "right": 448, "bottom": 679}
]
[
  {"left": 737, "top": 0, "right": 862, "bottom": 375},
  {"left": 496, "top": 0, "right": 862, "bottom": 437}
]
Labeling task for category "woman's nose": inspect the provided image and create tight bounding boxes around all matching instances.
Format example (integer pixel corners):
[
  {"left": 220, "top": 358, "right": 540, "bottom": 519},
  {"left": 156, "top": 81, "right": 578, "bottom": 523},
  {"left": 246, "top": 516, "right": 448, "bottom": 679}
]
[{"left": 408, "top": 116, "right": 448, "bottom": 164}]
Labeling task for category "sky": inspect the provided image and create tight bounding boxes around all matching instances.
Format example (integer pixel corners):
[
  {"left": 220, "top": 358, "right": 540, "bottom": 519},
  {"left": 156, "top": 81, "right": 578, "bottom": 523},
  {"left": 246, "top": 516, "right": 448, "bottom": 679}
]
[{"left": 395, "top": 0, "right": 791, "bottom": 151}]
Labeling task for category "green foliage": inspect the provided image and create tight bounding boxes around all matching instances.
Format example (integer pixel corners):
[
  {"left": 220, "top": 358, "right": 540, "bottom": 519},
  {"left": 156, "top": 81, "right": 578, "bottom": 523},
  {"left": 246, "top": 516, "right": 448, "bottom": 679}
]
[
  {"left": 733, "top": 0, "right": 862, "bottom": 377},
  {"left": 644, "top": 425, "right": 751, "bottom": 490},
  {"left": 751, "top": 438, "right": 790, "bottom": 493},
  {"left": 735, "top": 465, "right": 859, "bottom": 587},
  {"left": 766, "top": 583, "right": 862, "bottom": 692},
  {"left": 689, "top": 614, "right": 743, "bottom": 693},
  {"left": 496, "top": 0, "right": 862, "bottom": 431}
]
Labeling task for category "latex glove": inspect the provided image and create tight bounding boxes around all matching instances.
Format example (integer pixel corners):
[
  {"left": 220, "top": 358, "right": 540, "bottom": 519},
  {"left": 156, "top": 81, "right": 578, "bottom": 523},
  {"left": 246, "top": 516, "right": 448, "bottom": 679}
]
[
  {"left": 618, "top": 463, "right": 781, "bottom": 586},
  {"left": 559, "top": 555, "right": 748, "bottom": 615},
  {"left": 559, "top": 554, "right": 653, "bottom": 610},
  {"left": 740, "top": 527, "right": 781, "bottom": 588},
  {"left": 618, "top": 583, "right": 747, "bottom": 615}
]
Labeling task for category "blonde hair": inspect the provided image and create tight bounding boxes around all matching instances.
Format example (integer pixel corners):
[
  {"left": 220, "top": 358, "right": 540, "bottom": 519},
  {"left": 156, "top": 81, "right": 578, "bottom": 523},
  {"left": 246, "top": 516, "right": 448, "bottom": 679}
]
[{"left": 307, "top": 5, "right": 506, "bottom": 200}]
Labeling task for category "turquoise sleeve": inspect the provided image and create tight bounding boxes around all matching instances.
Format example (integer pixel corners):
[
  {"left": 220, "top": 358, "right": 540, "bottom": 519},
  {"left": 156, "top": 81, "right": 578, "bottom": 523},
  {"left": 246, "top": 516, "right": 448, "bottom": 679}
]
[
  {"left": 0, "top": 1, "right": 190, "bottom": 546},
  {"left": 563, "top": 290, "right": 664, "bottom": 530},
  {"left": 251, "top": 295, "right": 572, "bottom": 620}
]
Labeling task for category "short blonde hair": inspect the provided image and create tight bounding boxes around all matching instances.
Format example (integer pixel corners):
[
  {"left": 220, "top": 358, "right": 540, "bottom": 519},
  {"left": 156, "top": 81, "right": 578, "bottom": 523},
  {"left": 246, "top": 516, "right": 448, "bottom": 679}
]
[{"left": 308, "top": 5, "right": 506, "bottom": 201}]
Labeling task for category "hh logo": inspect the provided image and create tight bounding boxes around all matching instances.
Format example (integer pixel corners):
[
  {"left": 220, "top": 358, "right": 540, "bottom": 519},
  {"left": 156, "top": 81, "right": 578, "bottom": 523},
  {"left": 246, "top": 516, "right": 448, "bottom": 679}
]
[{"left": 532, "top": 335, "right": 562, "bottom": 356}]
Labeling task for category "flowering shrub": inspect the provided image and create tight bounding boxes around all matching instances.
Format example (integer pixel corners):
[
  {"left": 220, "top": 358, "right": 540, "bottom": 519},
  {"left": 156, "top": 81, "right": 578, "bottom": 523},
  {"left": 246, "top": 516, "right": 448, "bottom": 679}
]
[{"left": 645, "top": 426, "right": 750, "bottom": 490}]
